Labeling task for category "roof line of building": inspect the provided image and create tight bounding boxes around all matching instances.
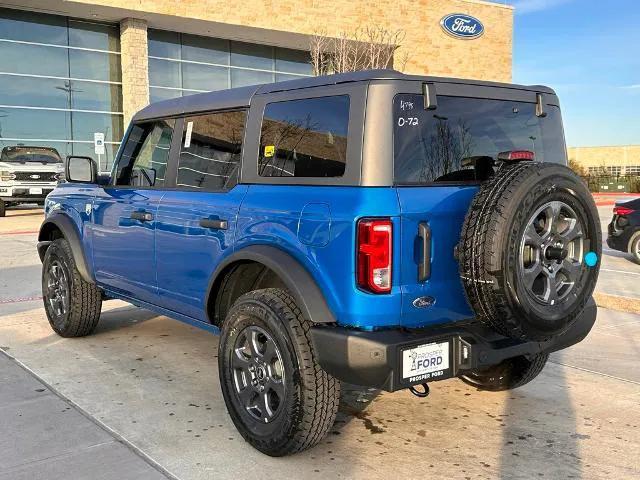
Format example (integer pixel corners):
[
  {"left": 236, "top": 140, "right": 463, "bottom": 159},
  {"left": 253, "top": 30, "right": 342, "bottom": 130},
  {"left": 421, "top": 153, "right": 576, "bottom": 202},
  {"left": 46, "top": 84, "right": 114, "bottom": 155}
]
[{"left": 459, "top": 0, "right": 515, "bottom": 10}]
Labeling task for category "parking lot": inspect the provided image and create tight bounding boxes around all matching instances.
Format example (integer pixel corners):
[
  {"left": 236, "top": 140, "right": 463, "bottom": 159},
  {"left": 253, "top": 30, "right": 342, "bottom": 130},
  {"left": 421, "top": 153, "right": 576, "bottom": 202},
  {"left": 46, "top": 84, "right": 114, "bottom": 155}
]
[{"left": 1, "top": 205, "right": 639, "bottom": 479}]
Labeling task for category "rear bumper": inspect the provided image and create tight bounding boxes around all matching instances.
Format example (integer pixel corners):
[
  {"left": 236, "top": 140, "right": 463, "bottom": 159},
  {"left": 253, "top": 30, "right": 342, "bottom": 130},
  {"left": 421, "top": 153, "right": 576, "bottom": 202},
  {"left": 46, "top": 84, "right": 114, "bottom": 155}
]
[
  {"left": 607, "top": 225, "right": 633, "bottom": 252},
  {"left": 311, "top": 297, "right": 597, "bottom": 392}
]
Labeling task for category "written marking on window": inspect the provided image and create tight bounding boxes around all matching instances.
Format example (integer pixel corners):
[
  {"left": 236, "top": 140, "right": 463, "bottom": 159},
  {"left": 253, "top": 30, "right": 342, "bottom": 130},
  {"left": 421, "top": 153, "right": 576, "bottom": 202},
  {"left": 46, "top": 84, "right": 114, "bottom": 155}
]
[{"left": 184, "top": 121, "right": 193, "bottom": 148}]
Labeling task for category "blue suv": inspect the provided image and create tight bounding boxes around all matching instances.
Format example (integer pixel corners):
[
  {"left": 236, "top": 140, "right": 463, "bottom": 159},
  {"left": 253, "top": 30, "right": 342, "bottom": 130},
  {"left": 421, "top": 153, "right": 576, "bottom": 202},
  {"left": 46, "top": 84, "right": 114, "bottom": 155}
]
[{"left": 38, "top": 70, "right": 601, "bottom": 456}]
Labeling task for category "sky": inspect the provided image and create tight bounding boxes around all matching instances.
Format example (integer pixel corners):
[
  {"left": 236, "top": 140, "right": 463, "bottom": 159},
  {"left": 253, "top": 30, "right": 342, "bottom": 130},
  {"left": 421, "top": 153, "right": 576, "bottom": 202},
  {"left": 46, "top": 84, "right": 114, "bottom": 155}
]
[{"left": 509, "top": 0, "right": 640, "bottom": 147}]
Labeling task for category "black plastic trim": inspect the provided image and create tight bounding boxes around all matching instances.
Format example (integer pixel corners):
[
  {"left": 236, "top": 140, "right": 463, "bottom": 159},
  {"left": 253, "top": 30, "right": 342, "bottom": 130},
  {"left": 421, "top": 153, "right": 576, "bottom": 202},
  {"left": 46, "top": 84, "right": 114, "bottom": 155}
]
[
  {"left": 311, "top": 297, "right": 597, "bottom": 392},
  {"left": 37, "top": 213, "right": 95, "bottom": 284},
  {"left": 206, "top": 245, "right": 336, "bottom": 324}
]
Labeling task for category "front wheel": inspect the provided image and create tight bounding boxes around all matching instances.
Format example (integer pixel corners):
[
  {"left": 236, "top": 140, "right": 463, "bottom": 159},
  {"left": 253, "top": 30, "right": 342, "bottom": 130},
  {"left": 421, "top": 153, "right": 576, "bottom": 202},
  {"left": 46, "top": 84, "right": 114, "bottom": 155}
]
[
  {"left": 459, "top": 353, "right": 549, "bottom": 391},
  {"left": 218, "top": 288, "right": 340, "bottom": 456},
  {"left": 42, "top": 238, "right": 102, "bottom": 337}
]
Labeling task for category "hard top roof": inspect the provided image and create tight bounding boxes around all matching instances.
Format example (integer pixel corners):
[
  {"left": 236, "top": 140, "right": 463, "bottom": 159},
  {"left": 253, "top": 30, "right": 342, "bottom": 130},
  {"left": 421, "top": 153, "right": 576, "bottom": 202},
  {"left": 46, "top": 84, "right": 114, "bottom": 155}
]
[{"left": 134, "top": 69, "right": 556, "bottom": 122}]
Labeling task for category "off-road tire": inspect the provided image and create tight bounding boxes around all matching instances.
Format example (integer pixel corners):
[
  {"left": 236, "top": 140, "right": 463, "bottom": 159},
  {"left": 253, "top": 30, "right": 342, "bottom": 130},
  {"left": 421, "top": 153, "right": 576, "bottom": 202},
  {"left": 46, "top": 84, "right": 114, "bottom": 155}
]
[
  {"left": 218, "top": 288, "right": 340, "bottom": 456},
  {"left": 0, "top": 199, "right": 5, "bottom": 217},
  {"left": 42, "top": 238, "right": 102, "bottom": 337},
  {"left": 458, "top": 162, "right": 601, "bottom": 341},
  {"left": 459, "top": 353, "right": 549, "bottom": 391}
]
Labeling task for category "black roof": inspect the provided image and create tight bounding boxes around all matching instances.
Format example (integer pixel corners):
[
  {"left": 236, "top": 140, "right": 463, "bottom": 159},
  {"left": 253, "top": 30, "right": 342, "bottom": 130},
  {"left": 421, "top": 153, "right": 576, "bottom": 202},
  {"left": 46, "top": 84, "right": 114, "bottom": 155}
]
[{"left": 134, "top": 69, "right": 556, "bottom": 122}]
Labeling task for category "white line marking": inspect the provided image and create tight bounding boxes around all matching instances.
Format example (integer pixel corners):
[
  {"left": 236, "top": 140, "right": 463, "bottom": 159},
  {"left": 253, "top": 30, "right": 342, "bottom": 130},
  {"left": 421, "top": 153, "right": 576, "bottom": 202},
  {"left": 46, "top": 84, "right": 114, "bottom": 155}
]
[
  {"left": 549, "top": 360, "right": 640, "bottom": 386},
  {"left": 600, "top": 268, "right": 640, "bottom": 276}
]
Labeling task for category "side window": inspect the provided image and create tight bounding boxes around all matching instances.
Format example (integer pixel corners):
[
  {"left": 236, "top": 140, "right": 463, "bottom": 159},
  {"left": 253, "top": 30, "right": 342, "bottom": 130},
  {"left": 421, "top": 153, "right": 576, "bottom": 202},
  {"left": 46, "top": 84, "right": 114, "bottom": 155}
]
[
  {"left": 114, "top": 119, "right": 174, "bottom": 187},
  {"left": 176, "top": 110, "right": 246, "bottom": 191},
  {"left": 258, "top": 95, "right": 350, "bottom": 178}
]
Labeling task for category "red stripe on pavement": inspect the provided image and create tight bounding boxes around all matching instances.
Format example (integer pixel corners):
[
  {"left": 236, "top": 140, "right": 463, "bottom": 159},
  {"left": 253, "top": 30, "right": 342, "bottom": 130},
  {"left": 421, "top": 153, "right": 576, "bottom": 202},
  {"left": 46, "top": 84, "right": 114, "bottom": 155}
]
[
  {"left": 0, "top": 230, "right": 39, "bottom": 236},
  {"left": 0, "top": 296, "right": 42, "bottom": 304}
]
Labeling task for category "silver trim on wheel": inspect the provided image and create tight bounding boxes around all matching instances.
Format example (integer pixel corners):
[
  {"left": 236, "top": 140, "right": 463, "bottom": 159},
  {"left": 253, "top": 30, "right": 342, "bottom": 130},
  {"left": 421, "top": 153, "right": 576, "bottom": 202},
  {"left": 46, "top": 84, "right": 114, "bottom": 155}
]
[{"left": 519, "top": 201, "right": 585, "bottom": 305}]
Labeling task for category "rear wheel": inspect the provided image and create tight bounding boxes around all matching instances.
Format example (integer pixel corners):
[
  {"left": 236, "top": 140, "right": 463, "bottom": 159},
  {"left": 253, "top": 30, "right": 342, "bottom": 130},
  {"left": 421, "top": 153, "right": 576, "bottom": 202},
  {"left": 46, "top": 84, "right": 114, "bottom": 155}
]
[
  {"left": 459, "top": 353, "right": 549, "bottom": 391},
  {"left": 0, "top": 199, "right": 5, "bottom": 217},
  {"left": 218, "top": 288, "right": 340, "bottom": 456},
  {"left": 42, "top": 238, "right": 102, "bottom": 337}
]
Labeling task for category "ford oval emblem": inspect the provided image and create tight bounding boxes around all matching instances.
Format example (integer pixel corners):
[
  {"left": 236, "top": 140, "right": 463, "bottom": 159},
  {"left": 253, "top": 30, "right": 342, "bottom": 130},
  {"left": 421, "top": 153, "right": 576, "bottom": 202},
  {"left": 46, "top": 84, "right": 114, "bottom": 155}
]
[
  {"left": 440, "top": 13, "right": 484, "bottom": 40},
  {"left": 413, "top": 296, "right": 436, "bottom": 308}
]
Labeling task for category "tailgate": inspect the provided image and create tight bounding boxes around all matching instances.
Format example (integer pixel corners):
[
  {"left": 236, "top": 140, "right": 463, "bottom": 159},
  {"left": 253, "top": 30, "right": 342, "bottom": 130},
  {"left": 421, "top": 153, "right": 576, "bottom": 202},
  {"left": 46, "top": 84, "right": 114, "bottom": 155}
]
[{"left": 396, "top": 185, "right": 478, "bottom": 328}]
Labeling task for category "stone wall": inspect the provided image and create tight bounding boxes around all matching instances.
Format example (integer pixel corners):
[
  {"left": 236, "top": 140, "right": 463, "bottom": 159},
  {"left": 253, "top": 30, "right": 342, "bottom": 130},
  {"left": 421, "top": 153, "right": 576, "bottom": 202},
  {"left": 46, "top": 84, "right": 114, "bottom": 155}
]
[
  {"left": 77, "top": 0, "right": 513, "bottom": 82},
  {"left": 119, "top": 18, "right": 149, "bottom": 126}
]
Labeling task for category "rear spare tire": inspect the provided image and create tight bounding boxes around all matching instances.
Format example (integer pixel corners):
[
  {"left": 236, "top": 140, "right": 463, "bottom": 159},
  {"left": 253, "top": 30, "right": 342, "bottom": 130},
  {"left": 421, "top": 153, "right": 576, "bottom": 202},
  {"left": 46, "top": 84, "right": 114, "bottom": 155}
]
[{"left": 458, "top": 162, "right": 601, "bottom": 341}]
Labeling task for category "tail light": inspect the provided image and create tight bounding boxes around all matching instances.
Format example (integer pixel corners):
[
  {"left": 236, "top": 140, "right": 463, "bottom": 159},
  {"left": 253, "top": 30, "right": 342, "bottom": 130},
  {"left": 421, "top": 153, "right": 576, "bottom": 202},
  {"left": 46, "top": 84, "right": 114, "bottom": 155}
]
[
  {"left": 614, "top": 206, "right": 634, "bottom": 216},
  {"left": 357, "top": 218, "right": 392, "bottom": 293},
  {"left": 497, "top": 150, "right": 535, "bottom": 161}
]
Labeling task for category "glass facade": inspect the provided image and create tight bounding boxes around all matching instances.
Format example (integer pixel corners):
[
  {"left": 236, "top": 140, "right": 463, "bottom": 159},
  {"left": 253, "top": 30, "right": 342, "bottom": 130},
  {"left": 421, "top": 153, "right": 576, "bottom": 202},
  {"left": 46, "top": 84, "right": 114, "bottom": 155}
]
[
  {"left": 148, "top": 29, "right": 312, "bottom": 103},
  {"left": 0, "top": 8, "right": 123, "bottom": 171}
]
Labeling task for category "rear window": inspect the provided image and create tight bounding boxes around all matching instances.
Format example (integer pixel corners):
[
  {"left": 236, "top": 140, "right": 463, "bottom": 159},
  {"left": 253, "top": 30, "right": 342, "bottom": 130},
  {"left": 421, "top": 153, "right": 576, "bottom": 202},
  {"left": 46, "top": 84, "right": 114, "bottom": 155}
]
[
  {"left": 1, "top": 146, "right": 62, "bottom": 164},
  {"left": 258, "top": 95, "right": 349, "bottom": 178},
  {"left": 393, "top": 94, "right": 566, "bottom": 185}
]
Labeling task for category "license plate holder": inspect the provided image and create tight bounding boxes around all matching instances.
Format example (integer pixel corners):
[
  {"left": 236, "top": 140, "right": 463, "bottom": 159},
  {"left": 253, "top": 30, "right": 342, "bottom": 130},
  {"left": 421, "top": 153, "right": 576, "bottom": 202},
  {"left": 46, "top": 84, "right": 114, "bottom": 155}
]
[
  {"left": 30, "top": 187, "right": 43, "bottom": 195},
  {"left": 401, "top": 339, "right": 453, "bottom": 385}
]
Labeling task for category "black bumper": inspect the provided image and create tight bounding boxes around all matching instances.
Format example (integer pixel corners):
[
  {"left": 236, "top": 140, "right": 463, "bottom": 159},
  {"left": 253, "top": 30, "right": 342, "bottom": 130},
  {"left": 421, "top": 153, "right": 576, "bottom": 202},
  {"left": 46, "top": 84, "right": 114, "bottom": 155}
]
[{"left": 311, "top": 298, "right": 597, "bottom": 392}]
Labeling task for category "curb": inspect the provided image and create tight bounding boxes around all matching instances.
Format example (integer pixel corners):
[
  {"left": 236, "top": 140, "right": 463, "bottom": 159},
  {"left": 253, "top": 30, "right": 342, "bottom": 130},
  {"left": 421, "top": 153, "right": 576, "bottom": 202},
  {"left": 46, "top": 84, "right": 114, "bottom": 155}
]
[{"left": 594, "top": 292, "right": 640, "bottom": 316}]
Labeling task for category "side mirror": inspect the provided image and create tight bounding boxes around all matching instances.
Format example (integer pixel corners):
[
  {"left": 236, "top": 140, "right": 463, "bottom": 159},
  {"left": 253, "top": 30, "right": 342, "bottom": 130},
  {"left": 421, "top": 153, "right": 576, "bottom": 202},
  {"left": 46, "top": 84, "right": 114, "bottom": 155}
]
[{"left": 66, "top": 156, "right": 97, "bottom": 184}]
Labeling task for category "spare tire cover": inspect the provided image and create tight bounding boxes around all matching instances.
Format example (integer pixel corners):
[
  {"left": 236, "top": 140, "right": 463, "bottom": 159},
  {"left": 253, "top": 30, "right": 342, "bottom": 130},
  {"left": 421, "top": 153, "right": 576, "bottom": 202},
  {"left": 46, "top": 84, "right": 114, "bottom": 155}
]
[{"left": 458, "top": 162, "right": 601, "bottom": 341}]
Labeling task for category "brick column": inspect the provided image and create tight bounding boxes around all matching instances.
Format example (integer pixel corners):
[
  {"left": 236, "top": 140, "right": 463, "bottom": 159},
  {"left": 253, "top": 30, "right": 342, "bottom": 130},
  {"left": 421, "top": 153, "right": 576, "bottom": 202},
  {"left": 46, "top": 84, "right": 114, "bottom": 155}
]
[{"left": 120, "top": 18, "right": 149, "bottom": 126}]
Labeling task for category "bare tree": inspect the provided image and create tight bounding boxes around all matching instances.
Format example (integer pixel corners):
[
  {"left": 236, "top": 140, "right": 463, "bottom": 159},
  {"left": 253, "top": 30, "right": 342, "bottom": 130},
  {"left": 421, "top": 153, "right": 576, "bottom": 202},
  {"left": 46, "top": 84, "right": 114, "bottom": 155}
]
[{"left": 310, "top": 26, "right": 409, "bottom": 75}]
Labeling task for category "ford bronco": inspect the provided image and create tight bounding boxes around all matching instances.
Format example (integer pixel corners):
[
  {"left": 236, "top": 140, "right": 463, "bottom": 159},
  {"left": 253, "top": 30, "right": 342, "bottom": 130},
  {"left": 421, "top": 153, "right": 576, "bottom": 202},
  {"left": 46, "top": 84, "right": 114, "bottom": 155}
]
[
  {"left": 37, "top": 70, "right": 601, "bottom": 456},
  {"left": 0, "top": 145, "right": 63, "bottom": 216}
]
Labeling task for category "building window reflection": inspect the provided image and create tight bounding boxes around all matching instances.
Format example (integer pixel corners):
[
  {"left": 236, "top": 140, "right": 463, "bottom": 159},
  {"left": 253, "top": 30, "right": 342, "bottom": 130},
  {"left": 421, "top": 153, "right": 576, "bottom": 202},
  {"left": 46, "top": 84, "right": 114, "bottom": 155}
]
[
  {"left": 148, "top": 29, "right": 313, "bottom": 103},
  {"left": 0, "top": 8, "right": 123, "bottom": 171}
]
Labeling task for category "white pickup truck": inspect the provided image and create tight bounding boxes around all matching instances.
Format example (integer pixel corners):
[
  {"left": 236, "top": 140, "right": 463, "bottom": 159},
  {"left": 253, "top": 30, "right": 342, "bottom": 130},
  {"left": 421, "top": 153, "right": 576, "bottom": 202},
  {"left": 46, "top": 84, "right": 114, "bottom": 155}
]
[{"left": 0, "top": 146, "right": 63, "bottom": 216}]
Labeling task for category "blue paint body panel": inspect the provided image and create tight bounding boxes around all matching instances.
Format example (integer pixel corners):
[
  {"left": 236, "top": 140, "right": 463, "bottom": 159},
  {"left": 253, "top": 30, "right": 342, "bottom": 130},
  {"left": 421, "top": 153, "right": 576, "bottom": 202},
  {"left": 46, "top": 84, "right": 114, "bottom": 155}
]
[
  {"left": 154, "top": 186, "right": 248, "bottom": 320},
  {"left": 395, "top": 186, "right": 478, "bottom": 327},
  {"left": 44, "top": 180, "right": 478, "bottom": 332}
]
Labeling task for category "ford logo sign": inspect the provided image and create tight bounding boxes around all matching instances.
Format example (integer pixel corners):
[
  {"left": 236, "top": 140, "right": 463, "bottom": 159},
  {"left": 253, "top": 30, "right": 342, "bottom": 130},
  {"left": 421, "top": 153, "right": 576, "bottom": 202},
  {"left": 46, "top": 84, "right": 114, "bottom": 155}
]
[
  {"left": 30, "top": 174, "right": 41, "bottom": 179},
  {"left": 440, "top": 13, "right": 484, "bottom": 40},
  {"left": 413, "top": 296, "right": 436, "bottom": 309}
]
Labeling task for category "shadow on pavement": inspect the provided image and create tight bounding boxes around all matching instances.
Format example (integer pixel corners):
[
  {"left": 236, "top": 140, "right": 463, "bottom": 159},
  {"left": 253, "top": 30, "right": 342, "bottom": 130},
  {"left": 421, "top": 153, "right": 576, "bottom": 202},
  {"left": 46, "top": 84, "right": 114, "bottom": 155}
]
[
  {"left": 499, "top": 363, "right": 581, "bottom": 479},
  {"left": 96, "top": 305, "right": 161, "bottom": 334}
]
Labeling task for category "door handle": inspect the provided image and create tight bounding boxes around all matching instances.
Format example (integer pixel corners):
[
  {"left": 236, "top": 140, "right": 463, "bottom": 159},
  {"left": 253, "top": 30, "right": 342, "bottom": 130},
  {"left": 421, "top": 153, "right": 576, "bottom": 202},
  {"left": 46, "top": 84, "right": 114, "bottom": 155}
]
[
  {"left": 418, "top": 222, "right": 431, "bottom": 282},
  {"left": 130, "top": 211, "right": 153, "bottom": 222},
  {"left": 200, "top": 218, "right": 228, "bottom": 230}
]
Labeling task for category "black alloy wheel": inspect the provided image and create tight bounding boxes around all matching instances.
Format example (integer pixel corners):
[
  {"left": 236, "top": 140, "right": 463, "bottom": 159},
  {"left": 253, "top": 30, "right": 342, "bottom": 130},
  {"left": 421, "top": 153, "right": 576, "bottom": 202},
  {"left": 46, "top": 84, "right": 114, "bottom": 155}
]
[
  {"left": 44, "top": 259, "right": 70, "bottom": 320},
  {"left": 231, "top": 325, "right": 286, "bottom": 424}
]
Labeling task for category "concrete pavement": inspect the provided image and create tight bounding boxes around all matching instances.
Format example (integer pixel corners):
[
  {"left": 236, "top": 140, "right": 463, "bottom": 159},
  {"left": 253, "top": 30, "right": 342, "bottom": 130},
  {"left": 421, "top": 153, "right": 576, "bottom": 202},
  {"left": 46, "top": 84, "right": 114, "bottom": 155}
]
[
  {"left": 0, "top": 351, "right": 170, "bottom": 480},
  {"left": 0, "top": 206, "right": 639, "bottom": 479}
]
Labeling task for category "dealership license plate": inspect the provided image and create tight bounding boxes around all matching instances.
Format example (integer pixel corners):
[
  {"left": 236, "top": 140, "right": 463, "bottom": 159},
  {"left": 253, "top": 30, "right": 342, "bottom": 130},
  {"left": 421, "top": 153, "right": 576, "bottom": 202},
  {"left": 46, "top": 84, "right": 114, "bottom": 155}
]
[
  {"left": 30, "top": 187, "right": 43, "bottom": 195},
  {"left": 402, "top": 340, "right": 451, "bottom": 383}
]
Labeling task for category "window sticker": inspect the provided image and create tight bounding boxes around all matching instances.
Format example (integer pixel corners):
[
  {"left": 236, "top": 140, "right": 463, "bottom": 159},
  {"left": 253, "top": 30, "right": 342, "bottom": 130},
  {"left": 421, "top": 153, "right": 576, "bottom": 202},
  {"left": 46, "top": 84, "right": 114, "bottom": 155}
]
[
  {"left": 184, "top": 121, "right": 193, "bottom": 148},
  {"left": 264, "top": 145, "right": 275, "bottom": 157}
]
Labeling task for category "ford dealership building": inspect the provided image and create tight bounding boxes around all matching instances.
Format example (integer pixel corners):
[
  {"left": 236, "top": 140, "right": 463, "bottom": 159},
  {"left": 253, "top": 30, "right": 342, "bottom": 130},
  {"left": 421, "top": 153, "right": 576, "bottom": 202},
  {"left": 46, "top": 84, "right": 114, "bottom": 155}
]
[{"left": 0, "top": 0, "right": 513, "bottom": 170}]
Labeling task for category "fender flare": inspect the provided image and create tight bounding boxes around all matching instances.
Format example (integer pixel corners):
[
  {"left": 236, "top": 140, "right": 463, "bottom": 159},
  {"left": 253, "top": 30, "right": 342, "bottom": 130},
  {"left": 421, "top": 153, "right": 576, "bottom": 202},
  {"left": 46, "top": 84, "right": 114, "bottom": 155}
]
[
  {"left": 38, "top": 213, "right": 95, "bottom": 284},
  {"left": 206, "top": 245, "right": 336, "bottom": 324}
]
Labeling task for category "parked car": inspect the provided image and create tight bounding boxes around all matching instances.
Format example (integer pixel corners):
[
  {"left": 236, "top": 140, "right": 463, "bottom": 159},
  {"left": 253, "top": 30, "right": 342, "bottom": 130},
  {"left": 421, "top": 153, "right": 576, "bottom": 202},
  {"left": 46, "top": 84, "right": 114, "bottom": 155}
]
[
  {"left": 37, "top": 70, "right": 601, "bottom": 456},
  {"left": 0, "top": 145, "right": 64, "bottom": 216},
  {"left": 607, "top": 197, "right": 640, "bottom": 263}
]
